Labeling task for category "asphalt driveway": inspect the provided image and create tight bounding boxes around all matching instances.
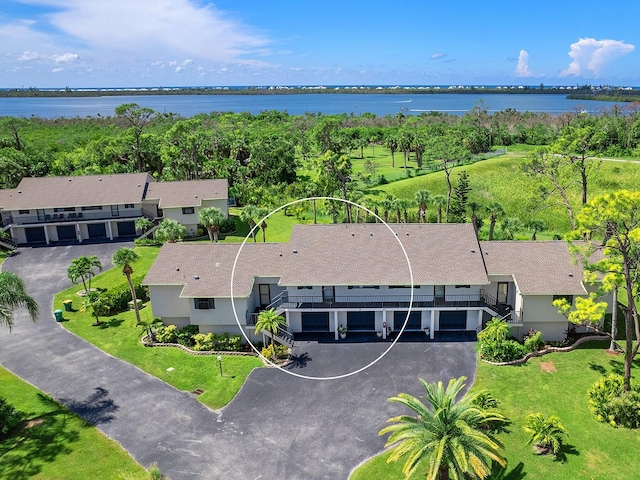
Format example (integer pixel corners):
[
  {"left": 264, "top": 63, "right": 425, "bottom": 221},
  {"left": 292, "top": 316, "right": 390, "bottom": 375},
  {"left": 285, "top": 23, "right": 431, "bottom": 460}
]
[{"left": 0, "top": 245, "right": 477, "bottom": 479}]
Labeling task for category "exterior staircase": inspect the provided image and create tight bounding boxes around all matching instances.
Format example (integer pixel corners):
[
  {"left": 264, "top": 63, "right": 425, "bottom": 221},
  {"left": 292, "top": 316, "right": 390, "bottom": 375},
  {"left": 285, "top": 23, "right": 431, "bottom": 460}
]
[
  {"left": 0, "top": 235, "right": 18, "bottom": 251},
  {"left": 259, "top": 325, "right": 294, "bottom": 348}
]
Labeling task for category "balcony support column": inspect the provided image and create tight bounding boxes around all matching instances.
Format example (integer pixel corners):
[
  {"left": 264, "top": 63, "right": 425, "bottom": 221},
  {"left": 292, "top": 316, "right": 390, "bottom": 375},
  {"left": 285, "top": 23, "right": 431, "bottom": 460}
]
[
  {"left": 334, "top": 311, "right": 339, "bottom": 341},
  {"left": 477, "top": 309, "right": 483, "bottom": 331},
  {"left": 430, "top": 310, "right": 435, "bottom": 340},
  {"left": 382, "top": 310, "right": 387, "bottom": 339}
]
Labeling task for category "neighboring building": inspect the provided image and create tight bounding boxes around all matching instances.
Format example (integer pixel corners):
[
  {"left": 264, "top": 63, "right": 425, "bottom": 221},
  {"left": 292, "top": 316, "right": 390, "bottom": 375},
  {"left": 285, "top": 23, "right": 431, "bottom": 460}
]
[
  {"left": 0, "top": 174, "right": 228, "bottom": 246},
  {"left": 144, "top": 179, "right": 228, "bottom": 236},
  {"left": 144, "top": 223, "right": 609, "bottom": 342}
]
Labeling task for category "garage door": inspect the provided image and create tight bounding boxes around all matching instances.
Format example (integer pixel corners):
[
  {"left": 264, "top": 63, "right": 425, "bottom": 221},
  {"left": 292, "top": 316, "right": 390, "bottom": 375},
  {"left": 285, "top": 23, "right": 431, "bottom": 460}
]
[
  {"left": 57, "top": 225, "right": 76, "bottom": 241},
  {"left": 347, "top": 311, "right": 375, "bottom": 331},
  {"left": 117, "top": 221, "right": 136, "bottom": 237},
  {"left": 25, "top": 227, "right": 46, "bottom": 243},
  {"left": 394, "top": 311, "right": 421, "bottom": 330},
  {"left": 301, "top": 312, "right": 330, "bottom": 332},
  {"left": 87, "top": 223, "right": 107, "bottom": 239},
  {"left": 439, "top": 311, "right": 467, "bottom": 330}
]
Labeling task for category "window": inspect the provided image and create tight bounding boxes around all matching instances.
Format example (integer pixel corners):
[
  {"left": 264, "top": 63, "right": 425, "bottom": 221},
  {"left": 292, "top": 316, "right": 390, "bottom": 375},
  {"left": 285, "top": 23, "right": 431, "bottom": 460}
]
[
  {"left": 348, "top": 285, "right": 380, "bottom": 289},
  {"left": 297, "top": 286, "right": 313, "bottom": 290},
  {"left": 194, "top": 298, "right": 215, "bottom": 310},
  {"left": 81, "top": 206, "right": 103, "bottom": 211},
  {"left": 18, "top": 209, "right": 30, "bottom": 215},
  {"left": 54, "top": 207, "right": 75, "bottom": 212},
  {"left": 182, "top": 207, "right": 195, "bottom": 214},
  {"left": 389, "top": 285, "right": 420, "bottom": 289},
  {"left": 455, "top": 285, "right": 470, "bottom": 289},
  {"left": 553, "top": 295, "right": 573, "bottom": 305},
  {"left": 124, "top": 204, "right": 135, "bottom": 209}
]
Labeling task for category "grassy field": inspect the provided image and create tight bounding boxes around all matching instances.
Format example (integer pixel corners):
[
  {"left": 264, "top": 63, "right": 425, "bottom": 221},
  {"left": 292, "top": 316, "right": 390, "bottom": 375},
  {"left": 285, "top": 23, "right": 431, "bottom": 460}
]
[
  {"left": 0, "top": 366, "right": 148, "bottom": 480},
  {"left": 55, "top": 246, "right": 263, "bottom": 409},
  {"left": 351, "top": 342, "right": 640, "bottom": 480}
]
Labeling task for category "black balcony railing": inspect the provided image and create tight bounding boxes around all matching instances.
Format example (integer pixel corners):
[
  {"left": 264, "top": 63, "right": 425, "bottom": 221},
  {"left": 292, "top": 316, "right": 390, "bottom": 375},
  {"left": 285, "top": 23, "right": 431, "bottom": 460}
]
[{"left": 8, "top": 209, "right": 143, "bottom": 225}]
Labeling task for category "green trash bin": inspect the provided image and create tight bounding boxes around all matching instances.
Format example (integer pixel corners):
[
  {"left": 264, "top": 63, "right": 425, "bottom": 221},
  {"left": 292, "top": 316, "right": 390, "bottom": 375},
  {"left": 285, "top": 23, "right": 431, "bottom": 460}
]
[
  {"left": 54, "top": 309, "right": 63, "bottom": 322},
  {"left": 63, "top": 299, "right": 73, "bottom": 312}
]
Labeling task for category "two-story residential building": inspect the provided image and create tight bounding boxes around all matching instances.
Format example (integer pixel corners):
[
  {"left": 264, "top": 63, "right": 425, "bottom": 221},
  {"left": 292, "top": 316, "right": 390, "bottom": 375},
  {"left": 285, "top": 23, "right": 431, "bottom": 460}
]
[
  {"left": 0, "top": 174, "right": 228, "bottom": 246},
  {"left": 144, "top": 223, "right": 608, "bottom": 342}
]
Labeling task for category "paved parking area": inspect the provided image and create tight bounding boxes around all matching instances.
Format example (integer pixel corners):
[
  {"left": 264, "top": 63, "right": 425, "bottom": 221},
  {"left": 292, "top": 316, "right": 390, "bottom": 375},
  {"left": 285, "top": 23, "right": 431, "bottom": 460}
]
[{"left": 0, "top": 245, "right": 477, "bottom": 479}]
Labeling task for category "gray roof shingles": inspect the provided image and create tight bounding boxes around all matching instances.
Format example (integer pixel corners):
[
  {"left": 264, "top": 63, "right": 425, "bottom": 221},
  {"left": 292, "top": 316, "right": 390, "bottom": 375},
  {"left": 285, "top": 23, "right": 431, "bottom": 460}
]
[{"left": 145, "top": 179, "right": 227, "bottom": 209}]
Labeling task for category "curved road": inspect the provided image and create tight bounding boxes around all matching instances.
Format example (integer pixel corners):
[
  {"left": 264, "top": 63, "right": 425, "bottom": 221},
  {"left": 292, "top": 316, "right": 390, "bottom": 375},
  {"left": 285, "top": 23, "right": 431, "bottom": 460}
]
[{"left": 0, "top": 244, "right": 477, "bottom": 479}]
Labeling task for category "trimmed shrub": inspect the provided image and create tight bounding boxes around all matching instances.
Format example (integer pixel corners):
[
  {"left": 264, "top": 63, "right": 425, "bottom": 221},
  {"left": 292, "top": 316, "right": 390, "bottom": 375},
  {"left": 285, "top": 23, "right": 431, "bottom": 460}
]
[
  {"left": 0, "top": 397, "right": 24, "bottom": 437},
  {"left": 219, "top": 218, "right": 236, "bottom": 233},
  {"left": 96, "top": 275, "right": 149, "bottom": 316},
  {"left": 193, "top": 333, "right": 214, "bottom": 351},
  {"left": 588, "top": 374, "right": 640, "bottom": 428},
  {"left": 523, "top": 330, "right": 545, "bottom": 353},
  {"left": 155, "top": 325, "right": 178, "bottom": 343},
  {"left": 479, "top": 338, "right": 527, "bottom": 362},
  {"left": 261, "top": 344, "right": 289, "bottom": 359}
]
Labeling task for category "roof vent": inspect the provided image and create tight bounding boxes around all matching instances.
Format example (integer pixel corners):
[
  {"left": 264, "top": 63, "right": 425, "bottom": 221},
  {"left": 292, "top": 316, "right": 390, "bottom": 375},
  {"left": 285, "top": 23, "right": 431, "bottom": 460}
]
[
  {"left": 351, "top": 233, "right": 355, "bottom": 236},
  {"left": 293, "top": 249, "right": 298, "bottom": 254},
  {"left": 176, "top": 267, "right": 180, "bottom": 271},
  {"left": 568, "top": 273, "right": 574, "bottom": 277},
  {"left": 471, "top": 249, "right": 476, "bottom": 253},
  {"left": 370, "top": 232, "right": 373, "bottom": 236},
  {"left": 406, "top": 233, "right": 410, "bottom": 236},
  {"left": 195, "top": 195, "right": 198, "bottom": 198},
  {"left": 279, "top": 253, "right": 283, "bottom": 256},
  {"left": 68, "top": 178, "right": 72, "bottom": 182},
  {"left": 99, "top": 178, "right": 102, "bottom": 181},
  {"left": 215, "top": 262, "right": 221, "bottom": 267},
  {"left": 194, "top": 275, "right": 200, "bottom": 280},
  {"left": 138, "top": 184, "right": 141, "bottom": 187}
]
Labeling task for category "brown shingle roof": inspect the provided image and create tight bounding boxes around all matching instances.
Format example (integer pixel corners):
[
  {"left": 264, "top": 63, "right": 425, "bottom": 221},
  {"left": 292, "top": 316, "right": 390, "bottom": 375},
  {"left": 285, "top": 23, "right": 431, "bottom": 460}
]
[
  {"left": 144, "top": 223, "right": 489, "bottom": 298},
  {"left": 0, "top": 188, "right": 16, "bottom": 210},
  {"left": 145, "top": 179, "right": 227, "bottom": 209},
  {"left": 2, "top": 173, "right": 152, "bottom": 210},
  {"left": 480, "top": 241, "right": 587, "bottom": 295}
]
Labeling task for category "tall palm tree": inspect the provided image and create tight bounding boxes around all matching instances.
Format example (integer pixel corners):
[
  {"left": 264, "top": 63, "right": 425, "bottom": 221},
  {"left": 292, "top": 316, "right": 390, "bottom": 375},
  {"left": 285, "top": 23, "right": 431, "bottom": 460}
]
[
  {"left": 397, "top": 198, "right": 413, "bottom": 223},
  {"left": 0, "top": 271, "right": 38, "bottom": 331},
  {"left": 486, "top": 202, "right": 504, "bottom": 241},
  {"left": 135, "top": 217, "right": 153, "bottom": 235},
  {"left": 349, "top": 190, "right": 364, "bottom": 223},
  {"left": 392, "top": 197, "right": 404, "bottom": 223},
  {"left": 67, "top": 255, "right": 102, "bottom": 294},
  {"left": 112, "top": 247, "right": 142, "bottom": 325},
  {"left": 468, "top": 201, "right": 482, "bottom": 236},
  {"left": 240, "top": 204, "right": 259, "bottom": 242},
  {"left": 380, "top": 376, "right": 507, "bottom": 480},
  {"left": 257, "top": 207, "right": 269, "bottom": 242},
  {"left": 431, "top": 195, "right": 447, "bottom": 224},
  {"left": 414, "top": 190, "right": 431, "bottom": 223},
  {"left": 199, "top": 207, "right": 226, "bottom": 242},
  {"left": 254, "top": 308, "right": 286, "bottom": 361},
  {"left": 380, "top": 195, "right": 395, "bottom": 223}
]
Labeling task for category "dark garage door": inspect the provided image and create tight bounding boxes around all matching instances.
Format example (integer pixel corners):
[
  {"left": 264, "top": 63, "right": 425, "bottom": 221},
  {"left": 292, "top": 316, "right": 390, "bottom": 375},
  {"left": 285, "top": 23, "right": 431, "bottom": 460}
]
[
  {"left": 117, "top": 221, "right": 136, "bottom": 237},
  {"left": 87, "top": 223, "right": 107, "bottom": 239},
  {"left": 25, "top": 227, "right": 46, "bottom": 243},
  {"left": 301, "top": 312, "right": 330, "bottom": 332},
  {"left": 347, "top": 311, "right": 375, "bottom": 331},
  {"left": 439, "top": 311, "right": 467, "bottom": 330},
  {"left": 56, "top": 225, "right": 76, "bottom": 241},
  {"left": 394, "top": 311, "right": 421, "bottom": 330}
]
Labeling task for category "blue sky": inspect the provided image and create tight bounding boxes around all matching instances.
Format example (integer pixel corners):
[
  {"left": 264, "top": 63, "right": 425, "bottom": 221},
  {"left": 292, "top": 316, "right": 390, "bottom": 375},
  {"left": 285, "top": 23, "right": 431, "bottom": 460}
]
[{"left": 1, "top": 0, "right": 638, "bottom": 88}]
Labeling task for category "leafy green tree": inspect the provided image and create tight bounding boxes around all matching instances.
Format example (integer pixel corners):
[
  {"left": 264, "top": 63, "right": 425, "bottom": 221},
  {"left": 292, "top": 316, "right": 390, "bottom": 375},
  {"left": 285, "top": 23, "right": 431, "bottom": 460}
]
[
  {"left": 477, "top": 318, "right": 510, "bottom": 344},
  {"left": 383, "top": 130, "right": 399, "bottom": 168},
  {"left": 525, "top": 219, "right": 546, "bottom": 240},
  {"left": 257, "top": 207, "right": 269, "bottom": 242},
  {"left": 0, "top": 272, "right": 38, "bottom": 331},
  {"left": 414, "top": 190, "right": 430, "bottom": 223},
  {"left": 501, "top": 217, "right": 523, "bottom": 240},
  {"left": 523, "top": 413, "right": 568, "bottom": 455},
  {"left": 380, "top": 376, "right": 507, "bottom": 480},
  {"left": 155, "top": 219, "right": 186, "bottom": 243},
  {"left": 349, "top": 190, "right": 365, "bottom": 223},
  {"left": 449, "top": 171, "right": 471, "bottom": 223},
  {"left": 555, "top": 190, "right": 640, "bottom": 392},
  {"left": 115, "top": 103, "right": 156, "bottom": 171},
  {"left": 431, "top": 195, "right": 447, "bottom": 224},
  {"left": 199, "top": 207, "right": 226, "bottom": 243},
  {"left": 313, "top": 150, "right": 353, "bottom": 222},
  {"left": 81, "top": 291, "right": 106, "bottom": 326},
  {"left": 486, "top": 202, "right": 504, "bottom": 241},
  {"left": 240, "top": 204, "right": 260, "bottom": 242},
  {"left": 67, "top": 255, "right": 102, "bottom": 294},
  {"left": 469, "top": 201, "right": 483, "bottom": 235},
  {"left": 254, "top": 308, "right": 286, "bottom": 361},
  {"left": 135, "top": 217, "right": 153, "bottom": 234},
  {"left": 112, "top": 247, "right": 142, "bottom": 325}
]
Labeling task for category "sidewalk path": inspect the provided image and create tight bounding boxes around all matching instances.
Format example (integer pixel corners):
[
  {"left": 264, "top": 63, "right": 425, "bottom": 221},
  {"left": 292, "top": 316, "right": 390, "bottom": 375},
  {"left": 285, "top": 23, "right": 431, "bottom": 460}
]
[{"left": 0, "top": 244, "right": 477, "bottom": 479}]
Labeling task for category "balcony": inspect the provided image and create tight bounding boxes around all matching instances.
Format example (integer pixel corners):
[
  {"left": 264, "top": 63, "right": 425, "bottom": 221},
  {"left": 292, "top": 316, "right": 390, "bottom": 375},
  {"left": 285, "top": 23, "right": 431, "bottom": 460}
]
[
  {"left": 265, "top": 291, "right": 499, "bottom": 312},
  {"left": 7, "top": 209, "right": 143, "bottom": 226}
]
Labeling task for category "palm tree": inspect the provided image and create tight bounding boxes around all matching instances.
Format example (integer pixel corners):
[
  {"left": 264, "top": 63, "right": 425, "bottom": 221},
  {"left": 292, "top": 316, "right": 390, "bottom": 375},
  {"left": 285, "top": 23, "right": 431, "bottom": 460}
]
[
  {"left": 469, "top": 201, "right": 482, "bottom": 235},
  {"left": 349, "top": 190, "right": 364, "bottom": 223},
  {"left": 240, "top": 204, "right": 259, "bottom": 242},
  {"left": 254, "top": 308, "right": 286, "bottom": 361},
  {"left": 199, "top": 207, "right": 226, "bottom": 242},
  {"left": 112, "top": 247, "right": 142, "bottom": 325},
  {"left": 0, "top": 271, "right": 38, "bottom": 331},
  {"left": 257, "top": 207, "right": 269, "bottom": 242},
  {"left": 397, "top": 198, "right": 412, "bottom": 223},
  {"left": 380, "top": 195, "right": 394, "bottom": 223},
  {"left": 155, "top": 219, "right": 186, "bottom": 243},
  {"left": 486, "top": 202, "right": 504, "bottom": 241},
  {"left": 391, "top": 197, "right": 404, "bottom": 223},
  {"left": 414, "top": 190, "right": 430, "bottom": 223},
  {"left": 525, "top": 219, "right": 546, "bottom": 240},
  {"left": 501, "top": 217, "right": 523, "bottom": 240},
  {"left": 431, "top": 195, "right": 447, "bottom": 224},
  {"left": 523, "top": 413, "right": 568, "bottom": 455},
  {"left": 67, "top": 255, "right": 102, "bottom": 294},
  {"left": 135, "top": 217, "right": 153, "bottom": 235},
  {"left": 380, "top": 376, "right": 507, "bottom": 480},
  {"left": 477, "top": 318, "right": 510, "bottom": 344}
]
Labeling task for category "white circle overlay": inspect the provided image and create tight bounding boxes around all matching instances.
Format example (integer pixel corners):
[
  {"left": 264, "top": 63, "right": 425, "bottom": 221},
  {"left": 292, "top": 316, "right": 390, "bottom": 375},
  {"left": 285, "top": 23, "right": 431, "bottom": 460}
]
[{"left": 230, "top": 196, "right": 414, "bottom": 380}]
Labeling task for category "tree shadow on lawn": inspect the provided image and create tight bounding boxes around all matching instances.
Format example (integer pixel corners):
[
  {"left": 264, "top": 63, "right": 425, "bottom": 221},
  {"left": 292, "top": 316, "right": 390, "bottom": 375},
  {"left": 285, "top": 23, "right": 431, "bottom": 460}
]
[
  {"left": 608, "top": 356, "right": 640, "bottom": 376},
  {"left": 98, "top": 317, "right": 125, "bottom": 329},
  {"left": 588, "top": 361, "right": 607, "bottom": 375},
  {"left": 489, "top": 461, "right": 526, "bottom": 479},
  {"left": 553, "top": 442, "right": 580, "bottom": 463},
  {"left": 0, "top": 394, "right": 81, "bottom": 480}
]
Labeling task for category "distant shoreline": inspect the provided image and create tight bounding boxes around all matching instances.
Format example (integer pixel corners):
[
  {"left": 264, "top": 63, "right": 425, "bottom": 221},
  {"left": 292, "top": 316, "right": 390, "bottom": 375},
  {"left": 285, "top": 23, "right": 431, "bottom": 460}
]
[{"left": 0, "top": 85, "right": 627, "bottom": 98}]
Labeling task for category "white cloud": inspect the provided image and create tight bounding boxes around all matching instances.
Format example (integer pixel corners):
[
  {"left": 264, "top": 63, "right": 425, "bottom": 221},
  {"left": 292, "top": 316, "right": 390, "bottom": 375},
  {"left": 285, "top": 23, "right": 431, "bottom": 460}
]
[
  {"left": 560, "top": 38, "right": 635, "bottom": 77},
  {"left": 431, "top": 53, "right": 447, "bottom": 60},
  {"left": 515, "top": 50, "right": 532, "bottom": 77},
  {"left": 17, "top": 51, "right": 78, "bottom": 63},
  {"left": 52, "top": 67, "right": 64, "bottom": 73}
]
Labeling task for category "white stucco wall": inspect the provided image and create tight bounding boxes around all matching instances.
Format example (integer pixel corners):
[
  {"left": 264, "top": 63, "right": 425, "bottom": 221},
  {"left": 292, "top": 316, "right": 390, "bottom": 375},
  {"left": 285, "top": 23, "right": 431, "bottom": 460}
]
[
  {"left": 149, "top": 284, "right": 190, "bottom": 319},
  {"left": 189, "top": 297, "right": 248, "bottom": 327}
]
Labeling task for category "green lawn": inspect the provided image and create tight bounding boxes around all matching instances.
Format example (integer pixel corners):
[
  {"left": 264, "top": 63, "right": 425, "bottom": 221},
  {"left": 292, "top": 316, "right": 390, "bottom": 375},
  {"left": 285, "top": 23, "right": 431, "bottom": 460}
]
[
  {"left": 54, "top": 246, "right": 263, "bottom": 409},
  {"left": 351, "top": 343, "right": 640, "bottom": 480},
  {"left": 0, "top": 366, "right": 148, "bottom": 480}
]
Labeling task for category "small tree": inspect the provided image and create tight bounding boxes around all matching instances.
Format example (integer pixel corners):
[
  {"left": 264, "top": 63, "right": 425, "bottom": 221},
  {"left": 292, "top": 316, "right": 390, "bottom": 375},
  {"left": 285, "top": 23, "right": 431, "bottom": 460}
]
[
  {"left": 486, "top": 202, "right": 504, "bottom": 241},
  {"left": 112, "top": 247, "right": 142, "bottom": 325},
  {"left": 135, "top": 217, "right": 153, "bottom": 234},
  {"left": 240, "top": 204, "right": 259, "bottom": 242},
  {"left": 523, "top": 413, "right": 568, "bottom": 455},
  {"left": 81, "top": 291, "right": 105, "bottom": 326},
  {"left": 199, "top": 207, "right": 226, "bottom": 242},
  {"left": 67, "top": 255, "right": 102, "bottom": 294},
  {"left": 526, "top": 219, "right": 546, "bottom": 240},
  {"left": 414, "top": 189, "right": 430, "bottom": 223},
  {"left": 0, "top": 271, "right": 38, "bottom": 331},
  {"left": 257, "top": 207, "right": 270, "bottom": 242},
  {"left": 254, "top": 308, "right": 286, "bottom": 361},
  {"left": 155, "top": 219, "right": 186, "bottom": 243},
  {"left": 431, "top": 194, "right": 447, "bottom": 223},
  {"left": 501, "top": 217, "right": 523, "bottom": 240}
]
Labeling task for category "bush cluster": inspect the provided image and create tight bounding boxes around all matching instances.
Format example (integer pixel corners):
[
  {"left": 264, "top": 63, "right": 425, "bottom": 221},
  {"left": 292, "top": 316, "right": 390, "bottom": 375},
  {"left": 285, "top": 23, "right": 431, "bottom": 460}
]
[
  {"left": 261, "top": 343, "right": 289, "bottom": 359},
  {"left": 477, "top": 321, "right": 545, "bottom": 362},
  {"left": 134, "top": 238, "right": 162, "bottom": 246},
  {"left": 219, "top": 218, "right": 236, "bottom": 233},
  {"left": 94, "top": 275, "right": 149, "bottom": 316},
  {"left": 0, "top": 397, "right": 24, "bottom": 437},
  {"left": 588, "top": 374, "right": 640, "bottom": 428},
  {"left": 155, "top": 324, "right": 243, "bottom": 352}
]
